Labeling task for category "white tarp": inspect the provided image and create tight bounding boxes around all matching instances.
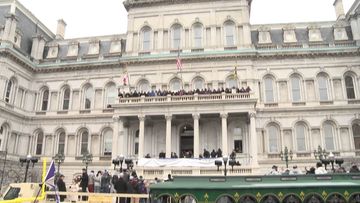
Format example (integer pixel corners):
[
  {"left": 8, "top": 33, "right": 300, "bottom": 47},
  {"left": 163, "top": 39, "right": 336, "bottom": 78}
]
[{"left": 137, "top": 158, "right": 223, "bottom": 167}]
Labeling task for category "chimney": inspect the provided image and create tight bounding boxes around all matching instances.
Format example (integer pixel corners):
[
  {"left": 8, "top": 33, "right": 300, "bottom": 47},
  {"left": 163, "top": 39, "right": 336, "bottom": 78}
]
[
  {"left": 31, "top": 34, "right": 46, "bottom": 60},
  {"left": 333, "top": 0, "right": 345, "bottom": 20},
  {"left": 56, "top": 19, "right": 66, "bottom": 39}
]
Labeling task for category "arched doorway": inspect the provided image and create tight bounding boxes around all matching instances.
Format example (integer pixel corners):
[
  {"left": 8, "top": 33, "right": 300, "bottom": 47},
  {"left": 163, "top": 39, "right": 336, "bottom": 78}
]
[{"left": 180, "top": 124, "right": 194, "bottom": 158}]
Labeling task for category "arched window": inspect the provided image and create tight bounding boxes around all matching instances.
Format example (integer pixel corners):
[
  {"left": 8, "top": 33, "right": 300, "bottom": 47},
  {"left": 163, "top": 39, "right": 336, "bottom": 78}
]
[
  {"left": 224, "top": 21, "right": 235, "bottom": 46},
  {"left": 170, "top": 78, "right": 182, "bottom": 91},
  {"left": 317, "top": 74, "right": 330, "bottom": 101},
  {"left": 291, "top": 76, "right": 302, "bottom": 102},
  {"left": 62, "top": 87, "right": 70, "bottom": 110},
  {"left": 171, "top": 24, "right": 182, "bottom": 49},
  {"left": 84, "top": 85, "right": 94, "bottom": 109},
  {"left": 5, "top": 80, "right": 12, "bottom": 103},
  {"left": 323, "top": 122, "right": 335, "bottom": 150},
  {"left": 193, "top": 23, "right": 202, "bottom": 48},
  {"left": 36, "top": 131, "right": 44, "bottom": 155},
  {"left": 141, "top": 26, "right": 151, "bottom": 51},
  {"left": 41, "top": 89, "right": 49, "bottom": 111},
  {"left": 352, "top": 123, "right": 360, "bottom": 150},
  {"left": 295, "top": 123, "right": 307, "bottom": 151},
  {"left": 0, "top": 124, "right": 7, "bottom": 150},
  {"left": 268, "top": 125, "right": 279, "bottom": 153},
  {"left": 58, "top": 131, "right": 65, "bottom": 154},
  {"left": 226, "top": 76, "right": 238, "bottom": 89},
  {"left": 137, "top": 79, "right": 150, "bottom": 92},
  {"left": 264, "top": 76, "right": 275, "bottom": 103},
  {"left": 345, "top": 75, "right": 355, "bottom": 99},
  {"left": 80, "top": 130, "right": 89, "bottom": 155},
  {"left": 103, "top": 129, "right": 113, "bottom": 156},
  {"left": 105, "top": 83, "right": 116, "bottom": 107},
  {"left": 192, "top": 77, "right": 204, "bottom": 90}
]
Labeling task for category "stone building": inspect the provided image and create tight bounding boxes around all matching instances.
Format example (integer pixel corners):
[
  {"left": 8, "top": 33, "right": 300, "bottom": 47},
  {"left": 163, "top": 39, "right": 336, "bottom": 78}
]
[{"left": 0, "top": 0, "right": 360, "bottom": 182}]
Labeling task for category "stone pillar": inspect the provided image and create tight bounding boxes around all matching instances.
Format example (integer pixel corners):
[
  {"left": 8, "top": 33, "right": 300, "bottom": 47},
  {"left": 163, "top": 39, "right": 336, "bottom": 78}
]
[
  {"left": 138, "top": 115, "right": 145, "bottom": 158},
  {"left": 64, "top": 134, "right": 68, "bottom": 156},
  {"left": 165, "top": 114, "right": 172, "bottom": 158},
  {"left": 249, "top": 112, "right": 258, "bottom": 166},
  {"left": 221, "top": 113, "right": 228, "bottom": 155},
  {"left": 117, "top": 118, "right": 125, "bottom": 156},
  {"left": 193, "top": 113, "right": 200, "bottom": 158},
  {"left": 112, "top": 116, "right": 120, "bottom": 160}
]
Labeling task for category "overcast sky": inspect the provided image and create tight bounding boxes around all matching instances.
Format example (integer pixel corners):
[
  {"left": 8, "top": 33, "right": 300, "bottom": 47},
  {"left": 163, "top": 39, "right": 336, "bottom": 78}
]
[{"left": 18, "top": 0, "right": 356, "bottom": 39}]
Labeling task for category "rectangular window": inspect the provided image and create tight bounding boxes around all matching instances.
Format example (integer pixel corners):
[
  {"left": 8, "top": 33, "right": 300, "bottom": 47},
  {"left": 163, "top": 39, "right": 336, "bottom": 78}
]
[
  {"left": 234, "top": 140, "right": 243, "bottom": 153},
  {"left": 296, "top": 126, "right": 306, "bottom": 151},
  {"left": 318, "top": 77, "right": 329, "bottom": 101},
  {"left": 264, "top": 78, "right": 274, "bottom": 103},
  {"left": 291, "top": 77, "right": 301, "bottom": 102}
]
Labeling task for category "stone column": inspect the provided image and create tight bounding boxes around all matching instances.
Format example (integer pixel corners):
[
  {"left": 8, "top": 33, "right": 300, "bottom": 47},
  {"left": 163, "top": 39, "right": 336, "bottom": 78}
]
[
  {"left": 112, "top": 116, "right": 119, "bottom": 160},
  {"left": 64, "top": 134, "right": 68, "bottom": 156},
  {"left": 138, "top": 115, "right": 145, "bottom": 158},
  {"left": 193, "top": 113, "right": 200, "bottom": 158},
  {"left": 221, "top": 113, "right": 228, "bottom": 155},
  {"left": 165, "top": 114, "right": 172, "bottom": 158},
  {"left": 117, "top": 118, "right": 125, "bottom": 156},
  {"left": 249, "top": 112, "right": 258, "bottom": 166}
]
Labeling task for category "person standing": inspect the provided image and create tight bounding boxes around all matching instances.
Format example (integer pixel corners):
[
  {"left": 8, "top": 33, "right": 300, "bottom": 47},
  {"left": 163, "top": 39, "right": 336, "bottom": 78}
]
[
  {"left": 80, "top": 168, "right": 89, "bottom": 200},
  {"left": 88, "top": 170, "right": 95, "bottom": 193},
  {"left": 101, "top": 170, "right": 111, "bottom": 193},
  {"left": 56, "top": 174, "right": 67, "bottom": 202},
  {"left": 94, "top": 170, "right": 102, "bottom": 193}
]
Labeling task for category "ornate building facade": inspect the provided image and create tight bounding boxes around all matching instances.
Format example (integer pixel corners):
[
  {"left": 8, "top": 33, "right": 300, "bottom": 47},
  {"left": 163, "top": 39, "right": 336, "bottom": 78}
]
[{"left": 0, "top": 0, "right": 360, "bottom": 181}]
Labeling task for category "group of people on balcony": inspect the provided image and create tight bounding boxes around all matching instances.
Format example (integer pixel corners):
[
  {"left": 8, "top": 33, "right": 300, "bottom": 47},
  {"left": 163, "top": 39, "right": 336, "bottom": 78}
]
[
  {"left": 146, "top": 148, "right": 226, "bottom": 159},
  {"left": 118, "top": 86, "right": 251, "bottom": 98}
]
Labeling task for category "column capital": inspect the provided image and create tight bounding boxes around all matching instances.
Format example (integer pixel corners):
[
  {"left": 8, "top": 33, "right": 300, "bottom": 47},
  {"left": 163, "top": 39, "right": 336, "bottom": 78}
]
[
  {"left": 112, "top": 116, "right": 120, "bottom": 122},
  {"left": 138, "top": 115, "right": 146, "bottom": 121},
  {"left": 165, "top": 114, "right": 172, "bottom": 121},
  {"left": 220, "top": 113, "right": 228, "bottom": 119},
  {"left": 249, "top": 112, "right": 256, "bottom": 118},
  {"left": 192, "top": 113, "right": 200, "bottom": 120}
]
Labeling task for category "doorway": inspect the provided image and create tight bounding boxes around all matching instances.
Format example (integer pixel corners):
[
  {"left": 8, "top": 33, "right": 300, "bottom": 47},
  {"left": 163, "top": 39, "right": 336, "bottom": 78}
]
[{"left": 180, "top": 124, "right": 194, "bottom": 158}]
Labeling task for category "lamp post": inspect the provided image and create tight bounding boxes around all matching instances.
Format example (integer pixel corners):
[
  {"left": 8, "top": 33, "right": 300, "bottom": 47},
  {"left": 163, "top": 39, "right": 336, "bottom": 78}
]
[
  {"left": 53, "top": 153, "right": 65, "bottom": 173},
  {"left": 328, "top": 152, "right": 335, "bottom": 172},
  {"left": 82, "top": 152, "right": 93, "bottom": 171},
  {"left": 19, "top": 154, "right": 38, "bottom": 182},
  {"left": 314, "top": 145, "right": 330, "bottom": 170},
  {"left": 280, "top": 147, "right": 293, "bottom": 168},
  {"left": 223, "top": 156, "right": 228, "bottom": 177}
]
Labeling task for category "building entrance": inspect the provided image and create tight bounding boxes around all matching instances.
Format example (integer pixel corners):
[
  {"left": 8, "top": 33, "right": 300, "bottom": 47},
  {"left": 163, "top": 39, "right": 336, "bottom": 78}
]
[{"left": 180, "top": 124, "right": 194, "bottom": 158}]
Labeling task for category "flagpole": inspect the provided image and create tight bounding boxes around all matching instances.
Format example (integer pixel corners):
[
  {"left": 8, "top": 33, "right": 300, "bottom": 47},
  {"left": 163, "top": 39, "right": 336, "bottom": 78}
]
[{"left": 177, "top": 46, "right": 184, "bottom": 90}]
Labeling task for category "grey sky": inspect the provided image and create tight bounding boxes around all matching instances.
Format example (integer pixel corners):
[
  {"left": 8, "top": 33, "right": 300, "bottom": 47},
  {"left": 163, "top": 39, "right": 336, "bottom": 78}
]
[{"left": 18, "top": 0, "right": 355, "bottom": 39}]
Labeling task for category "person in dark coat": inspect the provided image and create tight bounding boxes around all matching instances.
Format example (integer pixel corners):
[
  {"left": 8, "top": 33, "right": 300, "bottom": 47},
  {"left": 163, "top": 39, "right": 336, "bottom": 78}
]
[
  {"left": 80, "top": 168, "right": 89, "bottom": 200},
  {"left": 115, "top": 175, "right": 128, "bottom": 203},
  {"left": 57, "top": 174, "right": 67, "bottom": 202}
]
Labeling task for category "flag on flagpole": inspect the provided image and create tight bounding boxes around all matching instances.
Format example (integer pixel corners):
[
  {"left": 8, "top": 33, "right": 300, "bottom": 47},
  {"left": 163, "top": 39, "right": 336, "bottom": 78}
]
[
  {"left": 45, "top": 160, "right": 61, "bottom": 203},
  {"left": 176, "top": 49, "right": 183, "bottom": 71},
  {"left": 233, "top": 66, "right": 238, "bottom": 80},
  {"left": 123, "top": 71, "right": 129, "bottom": 86}
]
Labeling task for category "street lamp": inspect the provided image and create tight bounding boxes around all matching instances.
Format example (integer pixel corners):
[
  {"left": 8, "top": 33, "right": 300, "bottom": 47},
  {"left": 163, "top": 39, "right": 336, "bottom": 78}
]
[
  {"left": 82, "top": 152, "right": 93, "bottom": 171},
  {"left": 19, "top": 154, "right": 38, "bottom": 182},
  {"left": 112, "top": 155, "right": 125, "bottom": 171},
  {"left": 223, "top": 156, "right": 228, "bottom": 177},
  {"left": 314, "top": 146, "right": 330, "bottom": 170},
  {"left": 53, "top": 153, "right": 65, "bottom": 173},
  {"left": 280, "top": 146, "right": 293, "bottom": 169}
]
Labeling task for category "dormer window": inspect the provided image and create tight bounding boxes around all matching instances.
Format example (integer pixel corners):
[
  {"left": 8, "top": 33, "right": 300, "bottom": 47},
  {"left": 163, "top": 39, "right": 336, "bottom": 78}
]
[
  {"left": 67, "top": 41, "right": 79, "bottom": 57},
  {"left": 333, "top": 22, "right": 348, "bottom": 41},
  {"left": 109, "top": 38, "right": 122, "bottom": 54},
  {"left": 308, "top": 26, "right": 323, "bottom": 42},
  {"left": 283, "top": 25, "right": 297, "bottom": 43},
  {"left": 46, "top": 43, "right": 59, "bottom": 59},
  {"left": 88, "top": 39, "right": 100, "bottom": 55},
  {"left": 258, "top": 27, "right": 272, "bottom": 44}
]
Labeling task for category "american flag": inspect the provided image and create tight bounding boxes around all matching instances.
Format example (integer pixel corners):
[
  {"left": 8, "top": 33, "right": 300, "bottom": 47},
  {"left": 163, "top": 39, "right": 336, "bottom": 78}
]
[
  {"left": 176, "top": 51, "right": 183, "bottom": 71},
  {"left": 123, "top": 71, "right": 129, "bottom": 86}
]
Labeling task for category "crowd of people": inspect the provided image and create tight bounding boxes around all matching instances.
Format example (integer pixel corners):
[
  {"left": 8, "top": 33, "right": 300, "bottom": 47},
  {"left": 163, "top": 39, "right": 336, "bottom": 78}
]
[
  {"left": 267, "top": 162, "right": 360, "bottom": 176},
  {"left": 55, "top": 168, "right": 164, "bottom": 202},
  {"left": 145, "top": 148, "right": 225, "bottom": 159},
  {"left": 118, "top": 86, "right": 251, "bottom": 98}
]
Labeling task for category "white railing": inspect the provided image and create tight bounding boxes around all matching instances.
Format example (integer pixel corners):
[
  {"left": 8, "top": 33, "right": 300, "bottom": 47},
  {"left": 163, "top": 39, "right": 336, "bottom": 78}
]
[{"left": 119, "top": 93, "right": 253, "bottom": 104}]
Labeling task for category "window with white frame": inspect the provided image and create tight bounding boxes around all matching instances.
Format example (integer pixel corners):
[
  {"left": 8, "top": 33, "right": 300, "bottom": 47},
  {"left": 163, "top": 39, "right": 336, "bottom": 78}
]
[
  {"left": 295, "top": 123, "right": 306, "bottom": 151},
  {"left": 226, "top": 76, "right": 238, "bottom": 89},
  {"left": 80, "top": 130, "right": 89, "bottom": 155},
  {"left": 58, "top": 131, "right": 65, "bottom": 154},
  {"left": 170, "top": 78, "right": 182, "bottom": 91},
  {"left": 105, "top": 83, "right": 116, "bottom": 107},
  {"left": 137, "top": 80, "right": 150, "bottom": 92},
  {"left": 317, "top": 74, "right": 329, "bottom": 101},
  {"left": 193, "top": 23, "right": 202, "bottom": 48},
  {"left": 36, "top": 131, "right": 44, "bottom": 155},
  {"left": 192, "top": 77, "right": 204, "bottom": 90},
  {"left": 268, "top": 125, "right": 279, "bottom": 153},
  {"left": 171, "top": 24, "right": 182, "bottom": 49},
  {"left": 41, "top": 89, "right": 49, "bottom": 111},
  {"left": 62, "top": 87, "right": 70, "bottom": 110},
  {"left": 352, "top": 123, "right": 360, "bottom": 150},
  {"left": 5, "top": 80, "right": 13, "bottom": 103},
  {"left": 264, "top": 77, "right": 275, "bottom": 103},
  {"left": 224, "top": 21, "right": 235, "bottom": 46},
  {"left": 345, "top": 75, "right": 355, "bottom": 99},
  {"left": 141, "top": 26, "right": 151, "bottom": 51},
  {"left": 103, "top": 129, "right": 112, "bottom": 156},
  {"left": 291, "top": 76, "right": 302, "bottom": 102},
  {"left": 323, "top": 122, "right": 335, "bottom": 151},
  {"left": 84, "top": 85, "right": 94, "bottom": 109}
]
